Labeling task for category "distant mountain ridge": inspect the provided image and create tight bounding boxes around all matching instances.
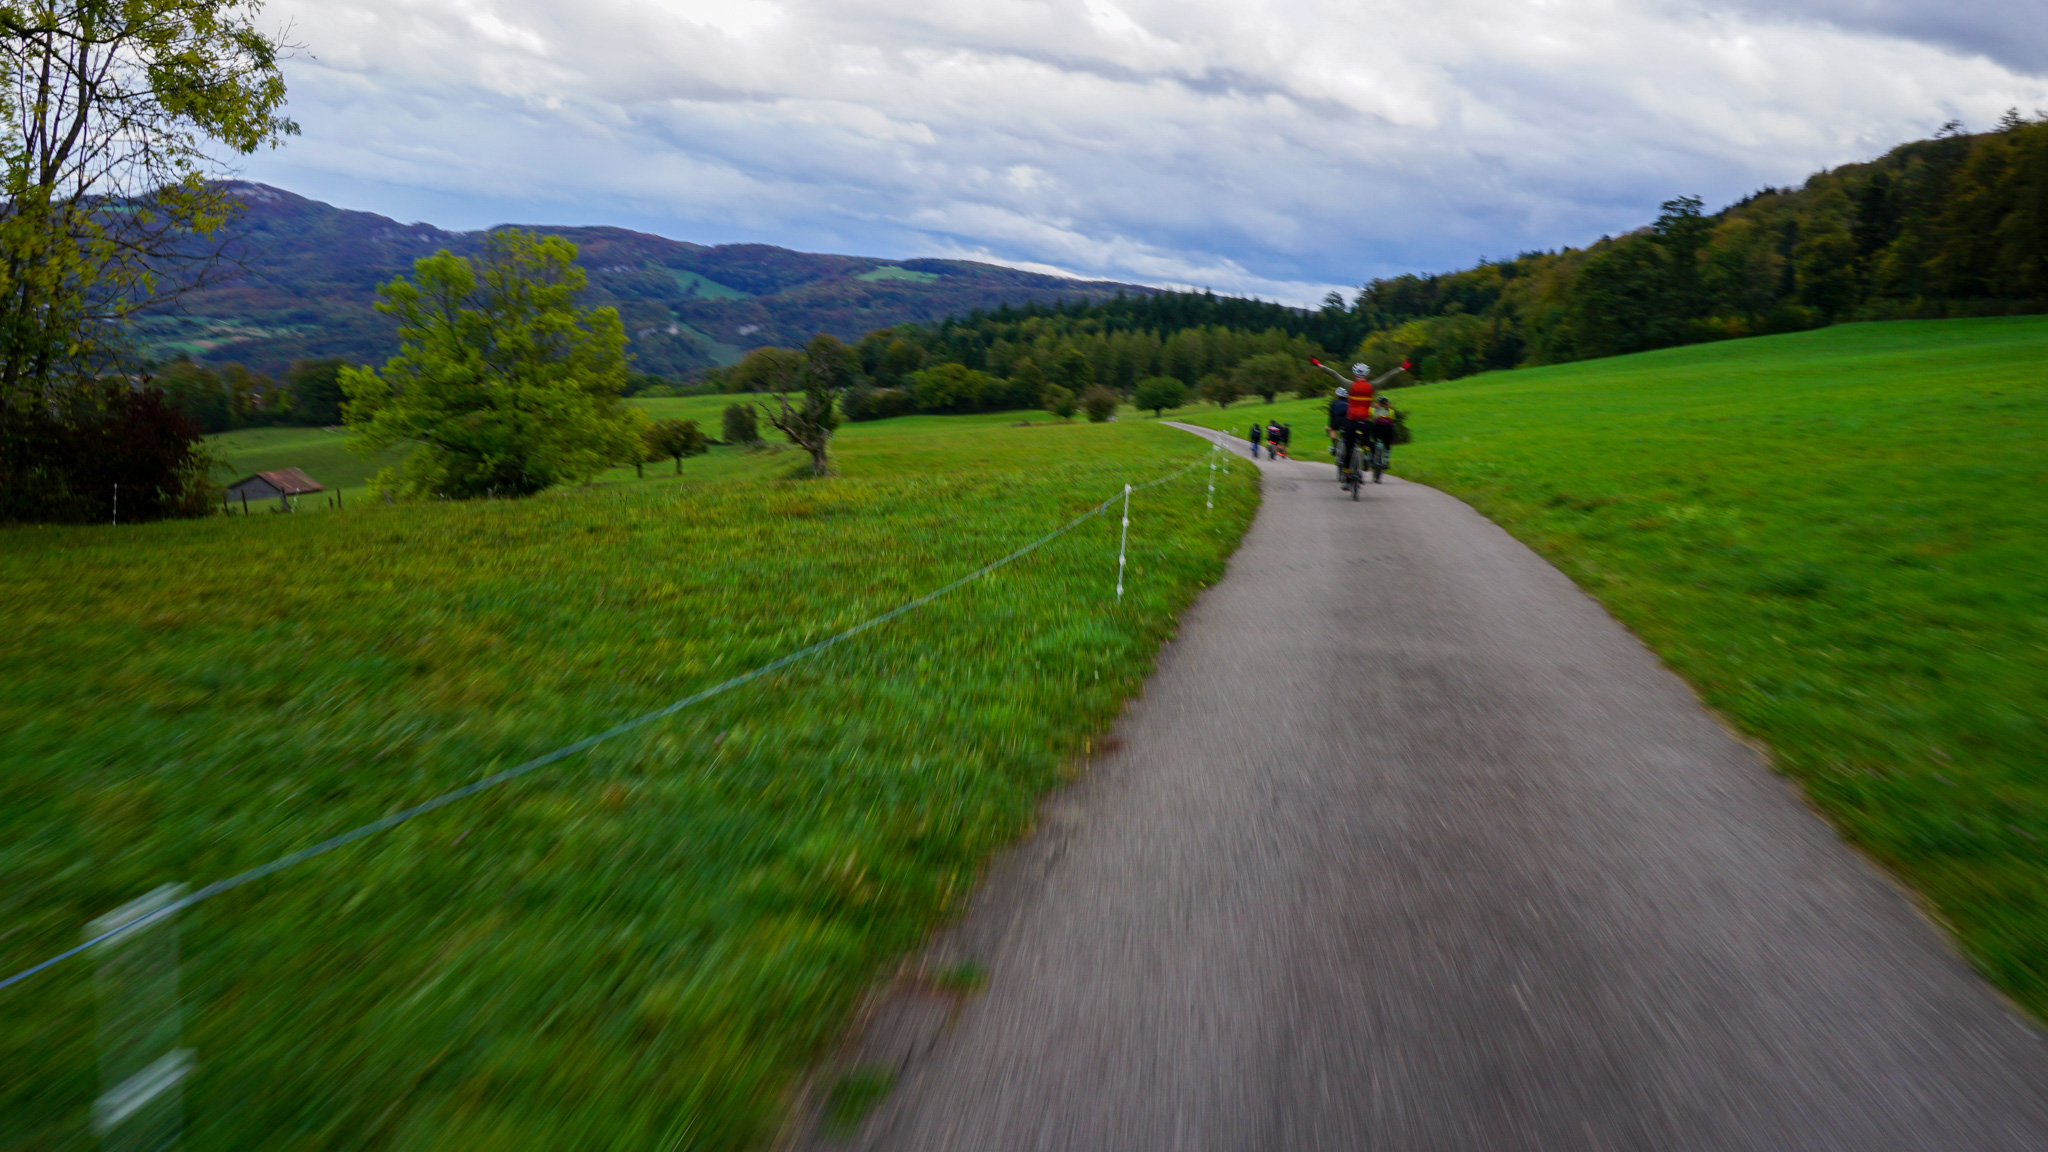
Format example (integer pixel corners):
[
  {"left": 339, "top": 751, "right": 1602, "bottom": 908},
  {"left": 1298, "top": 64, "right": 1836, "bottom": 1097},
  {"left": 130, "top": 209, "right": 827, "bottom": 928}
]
[{"left": 144, "top": 183, "right": 1156, "bottom": 379}]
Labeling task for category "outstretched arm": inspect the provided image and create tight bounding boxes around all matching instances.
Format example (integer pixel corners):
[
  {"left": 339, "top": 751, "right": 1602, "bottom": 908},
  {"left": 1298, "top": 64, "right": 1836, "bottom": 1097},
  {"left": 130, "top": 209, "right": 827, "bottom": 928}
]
[
  {"left": 1308, "top": 357, "right": 1350, "bottom": 384},
  {"left": 1310, "top": 358, "right": 1411, "bottom": 387}
]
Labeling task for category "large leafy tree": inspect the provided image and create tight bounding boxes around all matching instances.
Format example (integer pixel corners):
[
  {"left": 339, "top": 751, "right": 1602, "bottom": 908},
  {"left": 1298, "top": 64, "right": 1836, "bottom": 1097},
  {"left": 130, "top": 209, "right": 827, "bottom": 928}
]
[
  {"left": 0, "top": 0, "right": 294, "bottom": 520},
  {"left": 0, "top": 0, "right": 295, "bottom": 397},
  {"left": 341, "top": 231, "right": 648, "bottom": 498}
]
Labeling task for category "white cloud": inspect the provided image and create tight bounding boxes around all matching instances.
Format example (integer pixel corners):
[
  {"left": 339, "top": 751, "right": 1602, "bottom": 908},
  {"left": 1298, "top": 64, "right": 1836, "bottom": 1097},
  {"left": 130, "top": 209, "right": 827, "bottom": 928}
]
[{"left": 244, "top": 0, "right": 2048, "bottom": 305}]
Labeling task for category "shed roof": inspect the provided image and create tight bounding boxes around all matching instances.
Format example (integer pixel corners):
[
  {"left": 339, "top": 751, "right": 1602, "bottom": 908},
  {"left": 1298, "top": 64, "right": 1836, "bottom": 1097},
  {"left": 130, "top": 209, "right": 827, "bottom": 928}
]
[{"left": 229, "top": 468, "right": 324, "bottom": 495}]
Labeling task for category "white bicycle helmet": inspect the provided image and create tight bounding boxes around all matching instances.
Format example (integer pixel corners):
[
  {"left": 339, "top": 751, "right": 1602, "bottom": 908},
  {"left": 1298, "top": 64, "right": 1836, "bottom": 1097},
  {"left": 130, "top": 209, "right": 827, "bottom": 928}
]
[
  {"left": 1334, "top": 386, "right": 1349, "bottom": 399},
  {"left": 1352, "top": 362, "right": 1370, "bottom": 377}
]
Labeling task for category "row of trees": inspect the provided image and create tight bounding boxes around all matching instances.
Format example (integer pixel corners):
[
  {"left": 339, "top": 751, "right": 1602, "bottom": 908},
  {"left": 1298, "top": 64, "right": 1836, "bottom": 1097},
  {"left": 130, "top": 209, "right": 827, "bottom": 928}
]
[
  {"left": 154, "top": 357, "right": 350, "bottom": 432},
  {"left": 710, "top": 319, "right": 1336, "bottom": 426},
  {"left": 1347, "top": 115, "right": 2048, "bottom": 379},
  {"left": 715, "top": 115, "right": 2048, "bottom": 401}
]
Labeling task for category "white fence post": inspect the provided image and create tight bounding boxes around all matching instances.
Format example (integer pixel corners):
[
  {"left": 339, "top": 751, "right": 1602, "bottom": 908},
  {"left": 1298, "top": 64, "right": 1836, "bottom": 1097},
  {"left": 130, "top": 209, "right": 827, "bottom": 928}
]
[
  {"left": 88, "top": 885, "right": 192, "bottom": 1152},
  {"left": 1116, "top": 483, "right": 1131, "bottom": 601},
  {"left": 1207, "top": 445, "right": 1217, "bottom": 510}
]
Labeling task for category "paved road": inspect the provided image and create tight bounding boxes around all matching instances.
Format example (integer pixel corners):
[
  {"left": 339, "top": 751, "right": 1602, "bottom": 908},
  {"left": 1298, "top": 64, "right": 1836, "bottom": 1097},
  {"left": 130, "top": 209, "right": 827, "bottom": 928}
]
[{"left": 819, "top": 428, "right": 2048, "bottom": 1151}]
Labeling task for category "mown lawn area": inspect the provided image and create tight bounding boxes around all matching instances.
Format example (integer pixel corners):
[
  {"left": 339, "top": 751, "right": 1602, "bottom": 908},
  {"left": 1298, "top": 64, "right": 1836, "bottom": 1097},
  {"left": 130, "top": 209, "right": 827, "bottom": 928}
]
[
  {"left": 0, "top": 415, "right": 1256, "bottom": 1150},
  {"left": 1180, "top": 315, "right": 2048, "bottom": 1018}
]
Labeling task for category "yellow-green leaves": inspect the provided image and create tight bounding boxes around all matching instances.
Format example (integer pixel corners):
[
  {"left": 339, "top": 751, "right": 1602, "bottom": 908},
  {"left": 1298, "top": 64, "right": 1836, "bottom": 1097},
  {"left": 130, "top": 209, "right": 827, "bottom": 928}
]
[{"left": 341, "top": 231, "right": 648, "bottom": 499}]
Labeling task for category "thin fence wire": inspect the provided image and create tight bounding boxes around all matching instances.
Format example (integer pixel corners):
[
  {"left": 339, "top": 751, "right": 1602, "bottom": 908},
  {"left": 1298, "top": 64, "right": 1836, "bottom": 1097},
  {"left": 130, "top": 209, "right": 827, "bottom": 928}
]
[{"left": 0, "top": 451, "right": 1219, "bottom": 993}]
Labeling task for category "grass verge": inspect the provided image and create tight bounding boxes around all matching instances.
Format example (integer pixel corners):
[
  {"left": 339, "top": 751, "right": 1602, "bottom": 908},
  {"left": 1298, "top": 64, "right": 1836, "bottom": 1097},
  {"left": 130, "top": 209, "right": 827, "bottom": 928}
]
[{"left": 1, "top": 415, "right": 1256, "bottom": 1150}]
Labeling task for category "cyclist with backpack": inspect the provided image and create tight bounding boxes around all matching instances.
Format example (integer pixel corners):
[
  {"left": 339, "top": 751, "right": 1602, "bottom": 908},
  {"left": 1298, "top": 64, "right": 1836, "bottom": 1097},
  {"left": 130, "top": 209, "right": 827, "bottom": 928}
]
[
  {"left": 1313, "top": 359, "right": 1407, "bottom": 487},
  {"left": 1322, "top": 364, "right": 1375, "bottom": 486},
  {"left": 1246, "top": 421, "right": 1263, "bottom": 459}
]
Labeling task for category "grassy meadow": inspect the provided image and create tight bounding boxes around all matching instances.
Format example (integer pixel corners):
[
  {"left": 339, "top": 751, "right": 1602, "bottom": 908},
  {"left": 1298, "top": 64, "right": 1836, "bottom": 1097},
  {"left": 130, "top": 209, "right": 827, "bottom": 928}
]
[
  {"left": 1179, "top": 316, "right": 2048, "bottom": 1016},
  {"left": 0, "top": 415, "right": 1256, "bottom": 1150},
  {"left": 205, "top": 396, "right": 758, "bottom": 507}
]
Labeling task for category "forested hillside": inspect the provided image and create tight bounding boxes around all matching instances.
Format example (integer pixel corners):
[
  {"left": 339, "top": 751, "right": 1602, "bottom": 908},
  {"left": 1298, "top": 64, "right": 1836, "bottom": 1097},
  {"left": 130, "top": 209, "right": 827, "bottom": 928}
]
[
  {"left": 839, "top": 116, "right": 2048, "bottom": 408},
  {"left": 1341, "top": 115, "right": 2048, "bottom": 380},
  {"left": 146, "top": 184, "right": 1152, "bottom": 382}
]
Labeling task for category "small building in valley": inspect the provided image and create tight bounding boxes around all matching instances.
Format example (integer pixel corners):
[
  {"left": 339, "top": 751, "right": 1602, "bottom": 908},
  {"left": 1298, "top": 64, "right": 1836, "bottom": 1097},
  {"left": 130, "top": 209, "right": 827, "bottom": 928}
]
[{"left": 226, "top": 468, "right": 324, "bottom": 509}]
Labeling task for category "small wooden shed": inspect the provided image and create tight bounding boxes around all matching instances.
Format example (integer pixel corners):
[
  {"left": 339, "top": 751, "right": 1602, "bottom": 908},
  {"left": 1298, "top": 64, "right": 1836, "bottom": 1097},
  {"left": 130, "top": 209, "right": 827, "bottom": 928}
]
[{"left": 226, "top": 468, "right": 323, "bottom": 510}]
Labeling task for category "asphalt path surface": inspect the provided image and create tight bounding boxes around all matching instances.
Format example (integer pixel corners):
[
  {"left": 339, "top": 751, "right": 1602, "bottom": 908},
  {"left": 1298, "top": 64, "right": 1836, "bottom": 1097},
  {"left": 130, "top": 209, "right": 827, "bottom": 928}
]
[{"left": 816, "top": 427, "right": 2048, "bottom": 1151}]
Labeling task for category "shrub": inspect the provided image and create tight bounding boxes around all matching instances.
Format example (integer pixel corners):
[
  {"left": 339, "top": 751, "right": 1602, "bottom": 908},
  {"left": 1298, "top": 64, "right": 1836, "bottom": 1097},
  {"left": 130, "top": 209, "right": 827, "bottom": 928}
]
[
  {"left": 1198, "top": 373, "right": 1240, "bottom": 407},
  {"left": 1132, "top": 375, "right": 1187, "bottom": 416},
  {"left": 0, "top": 386, "right": 216, "bottom": 523},
  {"left": 1080, "top": 385, "right": 1120, "bottom": 422},
  {"left": 908, "top": 362, "right": 990, "bottom": 414},
  {"left": 1042, "top": 383, "right": 1077, "bottom": 420},
  {"left": 722, "top": 402, "right": 760, "bottom": 445}
]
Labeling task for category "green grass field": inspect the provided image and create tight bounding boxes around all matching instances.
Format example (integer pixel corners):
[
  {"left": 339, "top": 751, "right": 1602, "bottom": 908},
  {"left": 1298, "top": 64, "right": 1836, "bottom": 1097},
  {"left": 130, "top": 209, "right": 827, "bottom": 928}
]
[
  {"left": 206, "top": 425, "right": 408, "bottom": 502},
  {"left": 1178, "top": 316, "right": 2048, "bottom": 1016},
  {"left": 202, "top": 398, "right": 1060, "bottom": 506},
  {"left": 1, "top": 416, "right": 1257, "bottom": 1150}
]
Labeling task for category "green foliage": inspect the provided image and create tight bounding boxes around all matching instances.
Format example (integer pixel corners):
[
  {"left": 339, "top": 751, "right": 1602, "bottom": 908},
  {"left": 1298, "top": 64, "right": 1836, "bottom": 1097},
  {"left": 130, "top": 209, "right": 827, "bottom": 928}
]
[
  {"left": 1340, "top": 119, "right": 2048, "bottom": 380},
  {"left": 1198, "top": 372, "right": 1240, "bottom": 408},
  {"left": 721, "top": 401, "right": 760, "bottom": 445},
  {"left": 1131, "top": 375, "right": 1186, "bottom": 416},
  {"left": 622, "top": 371, "right": 677, "bottom": 397},
  {"left": 908, "top": 362, "right": 991, "bottom": 414},
  {"left": 1230, "top": 351, "right": 1304, "bottom": 403},
  {"left": 1180, "top": 316, "right": 2048, "bottom": 1021},
  {"left": 762, "top": 335, "right": 849, "bottom": 475},
  {"left": 0, "top": 414, "right": 1257, "bottom": 1150},
  {"left": 644, "top": 418, "right": 708, "bottom": 473},
  {"left": 1042, "top": 383, "right": 1076, "bottom": 420},
  {"left": 287, "top": 359, "right": 349, "bottom": 426},
  {"left": 1008, "top": 356, "right": 1047, "bottom": 404},
  {"left": 1079, "top": 385, "right": 1119, "bottom": 423},
  {"left": 156, "top": 357, "right": 264, "bottom": 433},
  {"left": 340, "top": 231, "right": 648, "bottom": 499},
  {"left": 0, "top": 0, "right": 295, "bottom": 522},
  {"left": 723, "top": 346, "right": 804, "bottom": 393},
  {"left": 1048, "top": 344, "right": 1096, "bottom": 391},
  {"left": 0, "top": 385, "right": 216, "bottom": 523},
  {"left": 0, "top": 0, "right": 296, "bottom": 402}
]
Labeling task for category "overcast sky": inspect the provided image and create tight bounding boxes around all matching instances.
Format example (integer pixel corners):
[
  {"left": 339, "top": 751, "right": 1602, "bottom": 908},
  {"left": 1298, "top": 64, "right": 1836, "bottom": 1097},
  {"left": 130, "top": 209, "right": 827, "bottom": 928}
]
[{"left": 242, "top": 0, "right": 2048, "bottom": 304}]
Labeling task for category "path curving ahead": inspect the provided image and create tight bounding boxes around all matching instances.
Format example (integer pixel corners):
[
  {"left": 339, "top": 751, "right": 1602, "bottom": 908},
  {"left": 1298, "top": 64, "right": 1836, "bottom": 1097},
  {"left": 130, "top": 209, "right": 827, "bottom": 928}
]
[{"left": 819, "top": 427, "right": 2048, "bottom": 1151}]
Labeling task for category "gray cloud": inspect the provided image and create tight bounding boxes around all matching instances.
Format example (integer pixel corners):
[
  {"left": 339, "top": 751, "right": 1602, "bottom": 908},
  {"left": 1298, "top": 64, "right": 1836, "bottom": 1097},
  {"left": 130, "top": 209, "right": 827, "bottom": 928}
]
[
  {"left": 242, "top": 0, "right": 2048, "bottom": 304},
  {"left": 1697, "top": 1, "right": 2048, "bottom": 78}
]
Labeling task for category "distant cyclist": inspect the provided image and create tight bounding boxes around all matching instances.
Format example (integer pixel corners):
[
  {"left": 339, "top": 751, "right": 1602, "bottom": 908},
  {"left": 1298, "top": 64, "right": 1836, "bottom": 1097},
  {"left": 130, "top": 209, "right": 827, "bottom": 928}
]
[
  {"left": 1265, "top": 420, "right": 1283, "bottom": 459},
  {"left": 1246, "top": 421, "right": 1263, "bottom": 459}
]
